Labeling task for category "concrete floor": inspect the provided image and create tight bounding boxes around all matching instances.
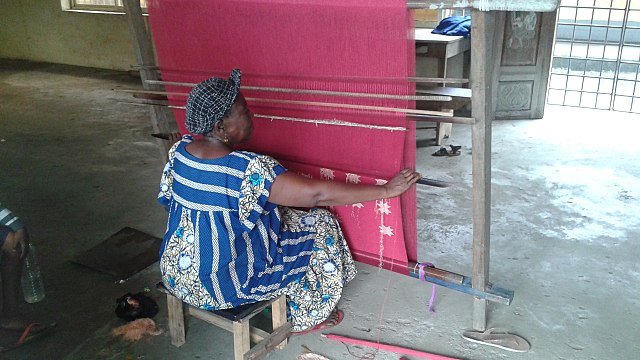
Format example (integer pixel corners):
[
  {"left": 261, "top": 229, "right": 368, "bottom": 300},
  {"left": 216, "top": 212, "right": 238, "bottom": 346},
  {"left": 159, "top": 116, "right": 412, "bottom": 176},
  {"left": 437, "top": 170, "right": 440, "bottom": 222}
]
[{"left": 0, "top": 59, "right": 638, "bottom": 360}]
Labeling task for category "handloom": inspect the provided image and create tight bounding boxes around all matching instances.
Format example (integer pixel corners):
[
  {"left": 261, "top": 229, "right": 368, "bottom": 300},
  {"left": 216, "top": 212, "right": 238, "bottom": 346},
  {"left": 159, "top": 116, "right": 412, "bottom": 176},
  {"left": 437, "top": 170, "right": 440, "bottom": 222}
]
[
  {"left": 124, "top": 0, "right": 562, "bottom": 331},
  {"left": 146, "top": 0, "right": 420, "bottom": 275}
]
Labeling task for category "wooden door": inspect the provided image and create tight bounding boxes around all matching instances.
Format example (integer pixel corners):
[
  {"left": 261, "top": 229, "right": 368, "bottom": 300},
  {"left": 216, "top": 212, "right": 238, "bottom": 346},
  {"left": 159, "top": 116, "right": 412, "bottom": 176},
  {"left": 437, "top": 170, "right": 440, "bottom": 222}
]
[{"left": 494, "top": 11, "right": 558, "bottom": 119}]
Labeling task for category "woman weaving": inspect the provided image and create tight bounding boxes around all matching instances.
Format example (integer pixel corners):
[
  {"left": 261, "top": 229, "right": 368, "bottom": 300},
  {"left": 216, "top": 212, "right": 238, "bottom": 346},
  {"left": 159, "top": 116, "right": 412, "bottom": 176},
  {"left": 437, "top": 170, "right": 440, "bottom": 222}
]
[{"left": 158, "top": 69, "right": 421, "bottom": 333}]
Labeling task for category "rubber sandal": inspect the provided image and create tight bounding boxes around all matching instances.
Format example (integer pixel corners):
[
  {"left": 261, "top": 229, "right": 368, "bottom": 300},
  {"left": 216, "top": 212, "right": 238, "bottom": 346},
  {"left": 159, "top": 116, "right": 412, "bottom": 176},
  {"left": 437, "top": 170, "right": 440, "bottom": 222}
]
[
  {"left": 462, "top": 328, "right": 530, "bottom": 352},
  {"left": 1, "top": 322, "right": 48, "bottom": 334},
  {"left": 292, "top": 309, "right": 344, "bottom": 336},
  {"left": 0, "top": 322, "right": 56, "bottom": 353}
]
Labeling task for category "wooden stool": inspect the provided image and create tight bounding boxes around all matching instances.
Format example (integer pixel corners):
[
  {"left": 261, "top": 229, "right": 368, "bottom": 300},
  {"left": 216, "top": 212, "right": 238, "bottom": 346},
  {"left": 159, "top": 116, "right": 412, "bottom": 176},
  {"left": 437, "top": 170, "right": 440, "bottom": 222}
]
[
  {"left": 158, "top": 284, "right": 291, "bottom": 360},
  {"left": 416, "top": 86, "right": 472, "bottom": 146}
]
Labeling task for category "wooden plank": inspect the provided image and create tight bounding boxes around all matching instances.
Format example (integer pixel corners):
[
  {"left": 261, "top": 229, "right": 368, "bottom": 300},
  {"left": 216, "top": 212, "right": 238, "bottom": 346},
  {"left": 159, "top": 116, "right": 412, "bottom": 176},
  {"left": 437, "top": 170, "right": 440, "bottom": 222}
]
[
  {"left": 470, "top": 9, "right": 501, "bottom": 332},
  {"left": 406, "top": 115, "right": 474, "bottom": 125},
  {"left": 188, "top": 307, "right": 234, "bottom": 332},
  {"left": 406, "top": 262, "right": 513, "bottom": 304},
  {"left": 417, "top": 87, "right": 472, "bottom": 98},
  {"left": 244, "top": 323, "right": 293, "bottom": 360},
  {"left": 250, "top": 327, "right": 269, "bottom": 343},
  {"left": 407, "top": 262, "right": 464, "bottom": 284},
  {"left": 166, "top": 294, "right": 186, "bottom": 347},
  {"left": 406, "top": 1, "right": 561, "bottom": 12}
]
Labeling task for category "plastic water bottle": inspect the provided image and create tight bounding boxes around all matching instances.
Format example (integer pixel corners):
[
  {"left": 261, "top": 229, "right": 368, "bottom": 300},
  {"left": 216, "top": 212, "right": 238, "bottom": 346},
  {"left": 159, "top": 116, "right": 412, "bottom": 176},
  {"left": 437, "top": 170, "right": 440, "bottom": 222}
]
[{"left": 21, "top": 243, "right": 45, "bottom": 303}]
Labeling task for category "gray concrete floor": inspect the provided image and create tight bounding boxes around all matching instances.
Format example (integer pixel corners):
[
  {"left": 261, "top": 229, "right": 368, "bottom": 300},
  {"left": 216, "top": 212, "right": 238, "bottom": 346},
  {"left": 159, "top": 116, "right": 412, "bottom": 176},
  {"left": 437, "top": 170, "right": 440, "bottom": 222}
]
[{"left": 0, "top": 59, "right": 638, "bottom": 360}]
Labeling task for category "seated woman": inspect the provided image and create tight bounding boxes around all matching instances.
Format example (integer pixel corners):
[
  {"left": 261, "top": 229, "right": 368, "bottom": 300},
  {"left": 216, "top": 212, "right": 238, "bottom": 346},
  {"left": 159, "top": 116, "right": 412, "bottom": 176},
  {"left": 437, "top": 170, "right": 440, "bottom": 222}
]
[{"left": 158, "top": 69, "right": 420, "bottom": 332}]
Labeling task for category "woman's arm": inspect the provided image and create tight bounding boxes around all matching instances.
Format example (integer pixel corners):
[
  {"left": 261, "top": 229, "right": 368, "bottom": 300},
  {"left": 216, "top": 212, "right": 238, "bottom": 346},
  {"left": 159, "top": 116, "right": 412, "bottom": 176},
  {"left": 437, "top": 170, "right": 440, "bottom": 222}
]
[{"left": 268, "top": 169, "right": 421, "bottom": 208}]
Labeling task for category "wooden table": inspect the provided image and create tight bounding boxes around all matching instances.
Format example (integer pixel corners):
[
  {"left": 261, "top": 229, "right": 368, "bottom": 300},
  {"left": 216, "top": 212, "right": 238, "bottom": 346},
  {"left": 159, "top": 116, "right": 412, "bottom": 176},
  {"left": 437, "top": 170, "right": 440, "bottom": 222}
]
[
  {"left": 414, "top": 29, "right": 471, "bottom": 145},
  {"left": 414, "top": 28, "right": 470, "bottom": 79}
]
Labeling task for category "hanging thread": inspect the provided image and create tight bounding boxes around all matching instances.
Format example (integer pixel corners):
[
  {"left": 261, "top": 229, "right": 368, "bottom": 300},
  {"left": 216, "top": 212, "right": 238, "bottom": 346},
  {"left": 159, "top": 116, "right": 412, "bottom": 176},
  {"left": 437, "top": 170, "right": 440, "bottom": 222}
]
[{"left": 418, "top": 262, "right": 437, "bottom": 313}]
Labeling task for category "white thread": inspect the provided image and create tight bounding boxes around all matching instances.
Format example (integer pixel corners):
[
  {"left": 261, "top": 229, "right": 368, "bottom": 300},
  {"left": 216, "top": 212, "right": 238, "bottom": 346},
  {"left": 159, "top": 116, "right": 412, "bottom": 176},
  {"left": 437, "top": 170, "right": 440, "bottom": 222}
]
[{"left": 254, "top": 114, "right": 407, "bottom": 131}]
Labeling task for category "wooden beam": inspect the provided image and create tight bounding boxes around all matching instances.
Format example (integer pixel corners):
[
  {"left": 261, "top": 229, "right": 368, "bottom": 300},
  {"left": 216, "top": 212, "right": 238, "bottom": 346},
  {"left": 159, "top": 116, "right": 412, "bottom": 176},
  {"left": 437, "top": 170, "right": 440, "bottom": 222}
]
[
  {"left": 271, "top": 295, "right": 288, "bottom": 350},
  {"left": 122, "top": 0, "right": 176, "bottom": 162},
  {"left": 406, "top": 262, "right": 513, "bottom": 305},
  {"left": 233, "top": 320, "right": 251, "bottom": 360},
  {"left": 470, "top": 9, "right": 503, "bottom": 331}
]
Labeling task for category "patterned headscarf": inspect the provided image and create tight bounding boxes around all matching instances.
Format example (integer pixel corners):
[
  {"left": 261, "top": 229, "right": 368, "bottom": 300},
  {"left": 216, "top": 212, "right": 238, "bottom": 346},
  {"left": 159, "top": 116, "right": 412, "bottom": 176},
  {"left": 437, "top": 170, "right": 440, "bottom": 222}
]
[{"left": 185, "top": 69, "right": 241, "bottom": 134}]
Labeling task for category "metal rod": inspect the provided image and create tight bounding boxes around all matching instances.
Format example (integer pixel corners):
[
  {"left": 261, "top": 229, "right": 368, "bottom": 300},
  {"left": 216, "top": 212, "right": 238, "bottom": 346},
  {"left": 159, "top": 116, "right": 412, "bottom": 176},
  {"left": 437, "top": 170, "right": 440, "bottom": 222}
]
[{"left": 417, "top": 177, "right": 449, "bottom": 188}]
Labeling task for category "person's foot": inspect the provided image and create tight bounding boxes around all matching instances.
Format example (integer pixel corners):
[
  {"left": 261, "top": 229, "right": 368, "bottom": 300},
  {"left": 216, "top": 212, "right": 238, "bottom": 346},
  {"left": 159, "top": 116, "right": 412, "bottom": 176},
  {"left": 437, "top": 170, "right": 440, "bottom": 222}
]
[{"left": 292, "top": 309, "right": 344, "bottom": 336}]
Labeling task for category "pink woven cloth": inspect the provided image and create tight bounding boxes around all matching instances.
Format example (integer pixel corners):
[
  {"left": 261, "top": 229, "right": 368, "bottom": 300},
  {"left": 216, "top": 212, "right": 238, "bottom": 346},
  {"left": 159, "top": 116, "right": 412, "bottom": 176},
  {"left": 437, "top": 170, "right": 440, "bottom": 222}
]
[{"left": 147, "top": 0, "right": 417, "bottom": 274}]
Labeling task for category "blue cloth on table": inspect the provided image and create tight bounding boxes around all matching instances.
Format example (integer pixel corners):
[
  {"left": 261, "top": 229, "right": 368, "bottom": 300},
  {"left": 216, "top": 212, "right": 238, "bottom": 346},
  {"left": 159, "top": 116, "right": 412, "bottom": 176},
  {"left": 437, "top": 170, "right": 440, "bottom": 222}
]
[{"left": 432, "top": 16, "right": 471, "bottom": 38}]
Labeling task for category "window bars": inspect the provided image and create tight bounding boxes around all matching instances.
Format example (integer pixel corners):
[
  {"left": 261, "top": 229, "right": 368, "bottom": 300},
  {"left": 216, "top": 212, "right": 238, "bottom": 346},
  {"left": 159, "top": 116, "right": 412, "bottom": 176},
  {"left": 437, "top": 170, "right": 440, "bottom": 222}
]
[{"left": 549, "top": 0, "right": 640, "bottom": 113}]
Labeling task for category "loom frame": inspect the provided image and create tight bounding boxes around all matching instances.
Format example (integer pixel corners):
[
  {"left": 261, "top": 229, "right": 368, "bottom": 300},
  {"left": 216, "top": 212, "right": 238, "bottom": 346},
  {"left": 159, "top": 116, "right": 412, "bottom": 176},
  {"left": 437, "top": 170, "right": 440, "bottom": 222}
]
[{"left": 123, "top": 0, "right": 561, "bottom": 332}]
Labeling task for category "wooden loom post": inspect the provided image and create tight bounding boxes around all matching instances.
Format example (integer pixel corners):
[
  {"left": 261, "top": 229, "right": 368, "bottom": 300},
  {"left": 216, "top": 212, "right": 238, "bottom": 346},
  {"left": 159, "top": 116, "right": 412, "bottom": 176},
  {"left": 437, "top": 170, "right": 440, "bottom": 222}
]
[
  {"left": 123, "top": 0, "right": 176, "bottom": 163},
  {"left": 469, "top": 9, "right": 502, "bottom": 331}
]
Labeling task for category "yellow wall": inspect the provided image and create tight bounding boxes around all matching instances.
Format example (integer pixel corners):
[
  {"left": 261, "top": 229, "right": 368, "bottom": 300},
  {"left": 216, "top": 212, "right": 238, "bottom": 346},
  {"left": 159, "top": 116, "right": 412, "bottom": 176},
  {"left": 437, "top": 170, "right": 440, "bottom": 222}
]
[
  {"left": 0, "top": 2, "right": 464, "bottom": 77},
  {"left": 0, "top": 0, "right": 138, "bottom": 70}
]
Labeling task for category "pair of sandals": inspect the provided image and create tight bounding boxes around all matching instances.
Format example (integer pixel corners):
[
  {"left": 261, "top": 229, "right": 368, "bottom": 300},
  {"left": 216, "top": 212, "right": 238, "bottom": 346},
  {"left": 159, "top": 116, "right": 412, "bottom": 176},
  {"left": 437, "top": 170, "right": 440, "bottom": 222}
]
[{"left": 432, "top": 145, "right": 462, "bottom": 157}]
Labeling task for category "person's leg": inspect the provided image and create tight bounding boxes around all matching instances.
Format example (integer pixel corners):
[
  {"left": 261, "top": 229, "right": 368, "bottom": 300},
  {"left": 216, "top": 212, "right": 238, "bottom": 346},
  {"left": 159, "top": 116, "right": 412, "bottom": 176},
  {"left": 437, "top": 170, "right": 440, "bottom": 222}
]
[
  {"left": 0, "top": 227, "right": 47, "bottom": 332},
  {"left": 283, "top": 208, "right": 356, "bottom": 332},
  {"left": 0, "top": 227, "right": 26, "bottom": 329}
]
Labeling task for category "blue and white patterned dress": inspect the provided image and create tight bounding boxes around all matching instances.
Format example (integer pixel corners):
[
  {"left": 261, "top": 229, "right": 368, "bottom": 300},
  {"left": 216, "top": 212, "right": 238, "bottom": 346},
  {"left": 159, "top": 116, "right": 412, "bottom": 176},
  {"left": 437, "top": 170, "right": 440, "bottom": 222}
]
[{"left": 158, "top": 136, "right": 356, "bottom": 331}]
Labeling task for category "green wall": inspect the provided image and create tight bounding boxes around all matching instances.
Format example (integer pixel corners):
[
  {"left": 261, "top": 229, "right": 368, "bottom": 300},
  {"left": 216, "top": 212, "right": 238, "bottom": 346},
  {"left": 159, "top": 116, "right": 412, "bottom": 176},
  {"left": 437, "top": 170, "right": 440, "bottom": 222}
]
[{"left": 0, "top": 1, "right": 138, "bottom": 70}]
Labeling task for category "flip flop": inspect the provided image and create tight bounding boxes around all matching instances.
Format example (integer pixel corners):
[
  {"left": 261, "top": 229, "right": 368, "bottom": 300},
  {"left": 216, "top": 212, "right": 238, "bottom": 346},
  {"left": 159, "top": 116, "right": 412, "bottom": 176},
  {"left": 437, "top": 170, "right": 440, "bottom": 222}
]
[
  {"left": 292, "top": 309, "right": 344, "bottom": 336},
  {"left": 1, "top": 322, "right": 49, "bottom": 333},
  {"left": 0, "top": 322, "right": 56, "bottom": 353},
  {"left": 462, "top": 328, "right": 530, "bottom": 352}
]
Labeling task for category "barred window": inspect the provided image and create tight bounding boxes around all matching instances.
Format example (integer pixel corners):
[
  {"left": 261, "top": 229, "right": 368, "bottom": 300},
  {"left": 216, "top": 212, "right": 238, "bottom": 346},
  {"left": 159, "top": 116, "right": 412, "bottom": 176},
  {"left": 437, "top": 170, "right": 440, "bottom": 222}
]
[{"left": 63, "top": 0, "right": 147, "bottom": 13}]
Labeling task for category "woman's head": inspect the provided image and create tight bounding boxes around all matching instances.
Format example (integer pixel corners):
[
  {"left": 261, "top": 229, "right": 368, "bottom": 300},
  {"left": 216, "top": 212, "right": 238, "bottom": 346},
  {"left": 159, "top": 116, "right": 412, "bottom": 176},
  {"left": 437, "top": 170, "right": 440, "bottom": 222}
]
[
  {"left": 214, "top": 92, "right": 253, "bottom": 144},
  {"left": 185, "top": 69, "right": 242, "bottom": 135}
]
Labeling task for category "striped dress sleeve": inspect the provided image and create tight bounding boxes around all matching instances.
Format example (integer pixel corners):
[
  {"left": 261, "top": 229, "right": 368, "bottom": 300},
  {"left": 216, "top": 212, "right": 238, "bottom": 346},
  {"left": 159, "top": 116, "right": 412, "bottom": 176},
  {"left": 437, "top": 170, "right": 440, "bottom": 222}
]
[
  {"left": 0, "top": 203, "right": 24, "bottom": 231},
  {"left": 158, "top": 135, "right": 192, "bottom": 207},
  {"left": 237, "top": 155, "right": 286, "bottom": 231}
]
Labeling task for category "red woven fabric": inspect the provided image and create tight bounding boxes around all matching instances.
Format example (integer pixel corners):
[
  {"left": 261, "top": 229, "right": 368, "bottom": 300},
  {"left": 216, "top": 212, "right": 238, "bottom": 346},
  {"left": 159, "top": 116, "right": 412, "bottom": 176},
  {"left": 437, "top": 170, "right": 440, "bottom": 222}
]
[{"left": 148, "top": 0, "right": 416, "bottom": 274}]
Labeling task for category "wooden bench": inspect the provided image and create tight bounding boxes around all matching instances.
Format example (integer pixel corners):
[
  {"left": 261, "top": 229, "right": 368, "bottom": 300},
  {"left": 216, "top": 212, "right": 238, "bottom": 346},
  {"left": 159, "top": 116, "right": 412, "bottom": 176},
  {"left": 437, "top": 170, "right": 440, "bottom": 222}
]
[{"left": 157, "top": 283, "right": 291, "bottom": 360}]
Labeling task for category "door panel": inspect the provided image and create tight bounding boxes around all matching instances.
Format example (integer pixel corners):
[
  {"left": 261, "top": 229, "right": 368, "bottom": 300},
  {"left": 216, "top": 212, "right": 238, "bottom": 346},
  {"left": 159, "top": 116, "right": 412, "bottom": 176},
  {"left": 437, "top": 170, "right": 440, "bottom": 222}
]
[{"left": 494, "top": 11, "right": 558, "bottom": 119}]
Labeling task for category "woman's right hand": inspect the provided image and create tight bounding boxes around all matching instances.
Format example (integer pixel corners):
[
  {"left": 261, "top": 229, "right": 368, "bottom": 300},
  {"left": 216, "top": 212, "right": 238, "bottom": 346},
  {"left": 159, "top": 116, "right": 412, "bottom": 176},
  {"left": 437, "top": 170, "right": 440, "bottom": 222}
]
[
  {"left": 383, "top": 169, "right": 422, "bottom": 198},
  {"left": 167, "top": 132, "right": 182, "bottom": 145}
]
